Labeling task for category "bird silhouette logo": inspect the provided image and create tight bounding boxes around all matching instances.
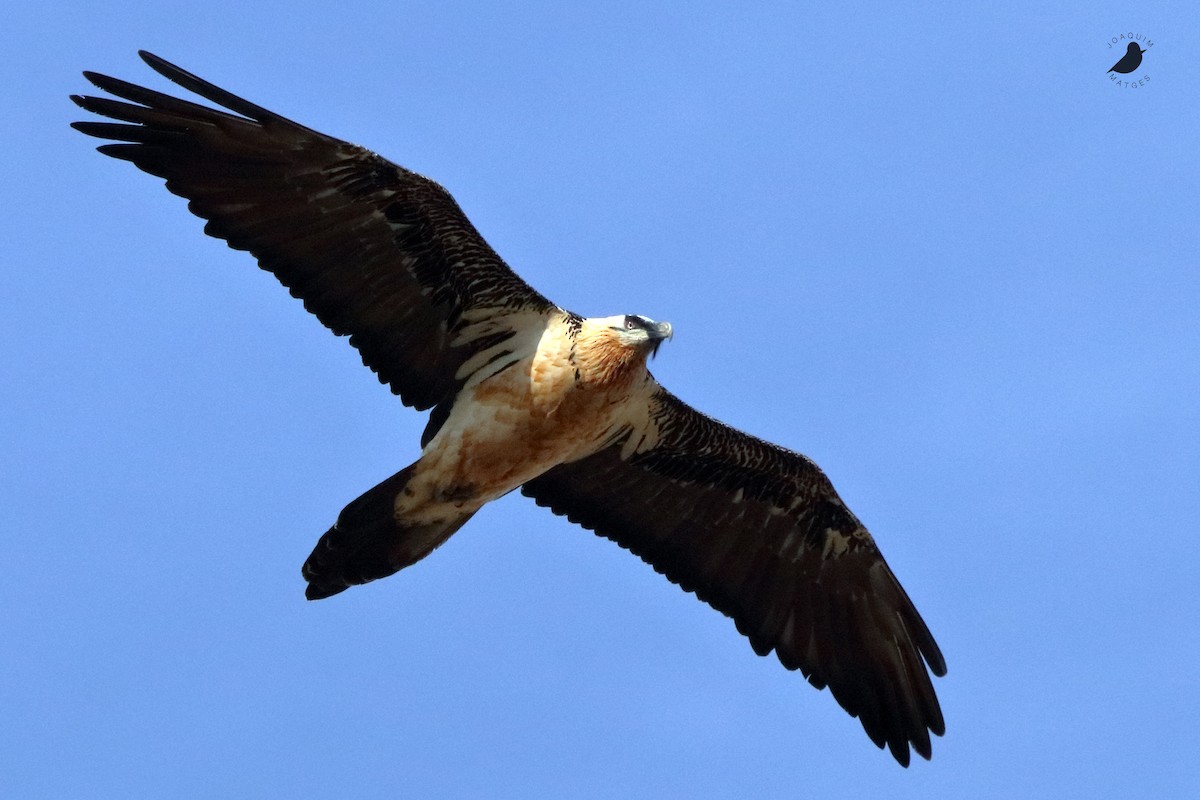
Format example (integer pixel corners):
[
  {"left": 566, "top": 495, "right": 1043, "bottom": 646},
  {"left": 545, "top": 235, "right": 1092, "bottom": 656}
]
[{"left": 1109, "top": 41, "right": 1146, "bottom": 74}]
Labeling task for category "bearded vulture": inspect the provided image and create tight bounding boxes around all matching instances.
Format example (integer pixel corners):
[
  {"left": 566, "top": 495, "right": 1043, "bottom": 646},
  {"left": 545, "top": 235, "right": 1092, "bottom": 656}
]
[{"left": 71, "top": 52, "right": 946, "bottom": 765}]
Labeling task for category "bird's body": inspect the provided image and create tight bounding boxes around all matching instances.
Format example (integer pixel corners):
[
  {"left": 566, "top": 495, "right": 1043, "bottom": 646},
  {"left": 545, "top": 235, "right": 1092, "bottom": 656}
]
[
  {"left": 404, "top": 314, "right": 619, "bottom": 525},
  {"left": 72, "top": 52, "right": 947, "bottom": 766},
  {"left": 328, "top": 311, "right": 665, "bottom": 592}
]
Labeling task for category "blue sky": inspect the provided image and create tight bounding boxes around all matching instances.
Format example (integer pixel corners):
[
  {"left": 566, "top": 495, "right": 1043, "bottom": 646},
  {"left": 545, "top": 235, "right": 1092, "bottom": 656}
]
[{"left": 4, "top": 1, "right": 1198, "bottom": 797}]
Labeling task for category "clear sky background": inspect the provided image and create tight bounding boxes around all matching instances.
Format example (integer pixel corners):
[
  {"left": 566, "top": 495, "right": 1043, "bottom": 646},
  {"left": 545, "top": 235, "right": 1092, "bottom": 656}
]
[{"left": 3, "top": 1, "right": 1198, "bottom": 797}]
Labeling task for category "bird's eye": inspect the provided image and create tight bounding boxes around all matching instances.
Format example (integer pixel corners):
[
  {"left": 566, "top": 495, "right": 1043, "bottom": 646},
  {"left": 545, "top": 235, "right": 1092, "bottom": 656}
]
[{"left": 625, "top": 317, "right": 637, "bottom": 330}]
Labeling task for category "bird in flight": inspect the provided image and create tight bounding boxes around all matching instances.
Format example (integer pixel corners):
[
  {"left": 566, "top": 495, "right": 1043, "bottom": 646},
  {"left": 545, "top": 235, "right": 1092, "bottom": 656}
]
[
  {"left": 1109, "top": 41, "right": 1147, "bottom": 74},
  {"left": 72, "top": 52, "right": 946, "bottom": 765}
]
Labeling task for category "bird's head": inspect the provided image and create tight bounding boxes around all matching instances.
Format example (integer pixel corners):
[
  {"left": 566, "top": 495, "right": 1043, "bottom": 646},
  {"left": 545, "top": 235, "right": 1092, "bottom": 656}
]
[
  {"left": 608, "top": 314, "right": 674, "bottom": 359},
  {"left": 574, "top": 314, "right": 674, "bottom": 387},
  {"left": 1128, "top": 42, "right": 1145, "bottom": 54}
]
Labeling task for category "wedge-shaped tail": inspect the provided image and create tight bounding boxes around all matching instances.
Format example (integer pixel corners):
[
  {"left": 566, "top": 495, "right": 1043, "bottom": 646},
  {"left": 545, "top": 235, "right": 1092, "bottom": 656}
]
[{"left": 302, "top": 465, "right": 476, "bottom": 600}]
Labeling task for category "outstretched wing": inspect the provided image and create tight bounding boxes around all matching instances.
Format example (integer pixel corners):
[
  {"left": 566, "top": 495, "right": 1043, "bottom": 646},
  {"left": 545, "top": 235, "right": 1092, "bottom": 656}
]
[
  {"left": 71, "top": 51, "right": 556, "bottom": 412},
  {"left": 522, "top": 387, "right": 946, "bottom": 766}
]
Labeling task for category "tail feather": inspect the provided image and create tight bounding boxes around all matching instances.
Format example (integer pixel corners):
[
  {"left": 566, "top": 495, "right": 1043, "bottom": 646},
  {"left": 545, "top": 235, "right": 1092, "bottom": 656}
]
[{"left": 302, "top": 465, "right": 475, "bottom": 600}]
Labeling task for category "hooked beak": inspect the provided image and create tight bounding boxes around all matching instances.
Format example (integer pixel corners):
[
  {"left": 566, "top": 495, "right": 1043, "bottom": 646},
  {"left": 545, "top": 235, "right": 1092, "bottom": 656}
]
[{"left": 647, "top": 321, "right": 673, "bottom": 358}]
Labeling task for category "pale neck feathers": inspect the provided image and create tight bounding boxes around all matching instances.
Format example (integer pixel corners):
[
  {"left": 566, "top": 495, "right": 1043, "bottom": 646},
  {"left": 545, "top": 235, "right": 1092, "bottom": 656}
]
[{"left": 573, "top": 319, "right": 647, "bottom": 389}]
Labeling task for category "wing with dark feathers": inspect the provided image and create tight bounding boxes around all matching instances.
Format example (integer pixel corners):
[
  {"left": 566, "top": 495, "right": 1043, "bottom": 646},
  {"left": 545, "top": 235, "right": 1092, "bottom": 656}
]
[
  {"left": 521, "top": 387, "right": 946, "bottom": 766},
  {"left": 71, "top": 51, "right": 556, "bottom": 412}
]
